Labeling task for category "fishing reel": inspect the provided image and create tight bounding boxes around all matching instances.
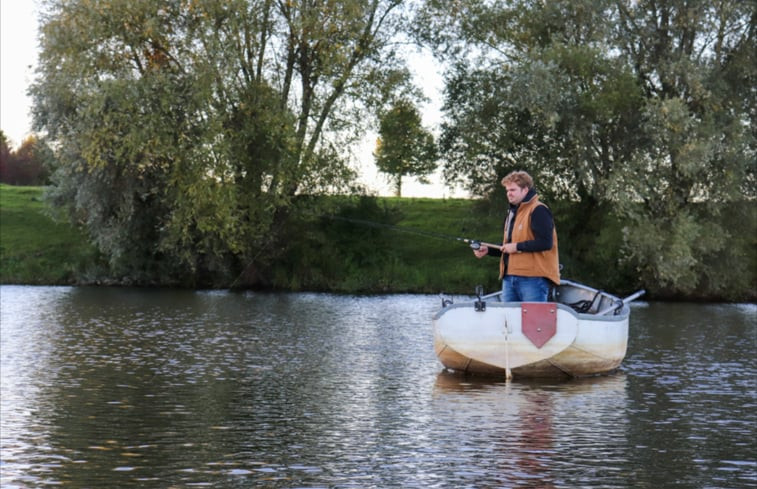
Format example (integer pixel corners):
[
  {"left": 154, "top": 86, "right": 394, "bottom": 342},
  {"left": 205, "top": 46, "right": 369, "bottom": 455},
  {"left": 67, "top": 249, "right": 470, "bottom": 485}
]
[{"left": 469, "top": 240, "right": 482, "bottom": 250}]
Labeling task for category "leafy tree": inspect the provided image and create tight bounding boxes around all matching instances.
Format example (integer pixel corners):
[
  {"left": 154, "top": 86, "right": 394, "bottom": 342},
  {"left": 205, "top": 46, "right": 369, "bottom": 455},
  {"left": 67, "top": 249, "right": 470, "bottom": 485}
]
[
  {"left": 417, "top": 0, "right": 755, "bottom": 296},
  {"left": 31, "top": 0, "right": 417, "bottom": 286},
  {"left": 417, "top": 0, "right": 649, "bottom": 203},
  {"left": 611, "top": 1, "right": 756, "bottom": 296},
  {"left": 374, "top": 99, "right": 437, "bottom": 196}
]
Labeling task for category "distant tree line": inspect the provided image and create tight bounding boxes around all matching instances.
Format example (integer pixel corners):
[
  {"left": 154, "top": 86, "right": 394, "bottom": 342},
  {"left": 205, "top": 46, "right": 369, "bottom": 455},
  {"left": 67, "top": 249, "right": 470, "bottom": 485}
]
[
  {"left": 28, "top": 0, "right": 755, "bottom": 296},
  {"left": 0, "top": 132, "right": 49, "bottom": 186}
]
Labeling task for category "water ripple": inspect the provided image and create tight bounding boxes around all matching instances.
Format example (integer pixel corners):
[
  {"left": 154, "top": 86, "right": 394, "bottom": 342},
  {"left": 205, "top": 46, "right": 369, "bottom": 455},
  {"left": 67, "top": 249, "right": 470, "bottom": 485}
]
[{"left": 1, "top": 288, "right": 755, "bottom": 488}]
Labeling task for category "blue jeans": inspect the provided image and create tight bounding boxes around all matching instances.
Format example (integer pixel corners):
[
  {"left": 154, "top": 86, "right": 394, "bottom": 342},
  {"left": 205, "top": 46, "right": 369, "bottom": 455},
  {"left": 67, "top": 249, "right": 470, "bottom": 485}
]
[{"left": 502, "top": 275, "right": 551, "bottom": 302}]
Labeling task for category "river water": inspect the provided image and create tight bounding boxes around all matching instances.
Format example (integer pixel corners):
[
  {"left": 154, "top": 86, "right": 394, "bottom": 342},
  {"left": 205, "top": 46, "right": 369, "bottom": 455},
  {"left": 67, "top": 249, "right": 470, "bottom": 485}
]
[{"left": 0, "top": 286, "right": 755, "bottom": 488}]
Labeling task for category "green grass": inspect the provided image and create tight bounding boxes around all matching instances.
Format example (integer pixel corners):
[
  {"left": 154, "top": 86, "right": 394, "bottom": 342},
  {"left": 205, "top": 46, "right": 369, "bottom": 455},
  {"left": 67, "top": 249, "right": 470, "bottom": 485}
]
[
  {"left": 0, "top": 187, "right": 508, "bottom": 294},
  {"left": 3, "top": 185, "right": 752, "bottom": 300},
  {"left": 0, "top": 184, "right": 100, "bottom": 284},
  {"left": 373, "top": 197, "right": 505, "bottom": 294}
]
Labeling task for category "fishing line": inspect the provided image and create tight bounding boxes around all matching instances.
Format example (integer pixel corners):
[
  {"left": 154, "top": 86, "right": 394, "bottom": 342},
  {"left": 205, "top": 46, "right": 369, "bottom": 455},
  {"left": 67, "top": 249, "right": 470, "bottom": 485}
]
[
  {"left": 322, "top": 214, "right": 500, "bottom": 250},
  {"left": 229, "top": 213, "right": 501, "bottom": 289}
]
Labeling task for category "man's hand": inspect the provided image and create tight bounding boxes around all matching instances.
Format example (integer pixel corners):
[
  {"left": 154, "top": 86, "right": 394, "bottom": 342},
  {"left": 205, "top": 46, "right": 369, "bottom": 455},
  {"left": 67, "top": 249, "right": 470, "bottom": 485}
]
[
  {"left": 473, "top": 245, "right": 489, "bottom": 258},
  {"left": 502, "top": 243, "right": 519, "bottom": 254}
]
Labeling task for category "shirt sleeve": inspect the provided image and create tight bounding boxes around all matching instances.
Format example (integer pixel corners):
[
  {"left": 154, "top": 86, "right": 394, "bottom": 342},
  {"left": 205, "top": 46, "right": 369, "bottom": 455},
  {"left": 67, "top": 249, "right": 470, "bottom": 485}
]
[{"left": 516, "top": 206, "right": 554, "bottom": 252}]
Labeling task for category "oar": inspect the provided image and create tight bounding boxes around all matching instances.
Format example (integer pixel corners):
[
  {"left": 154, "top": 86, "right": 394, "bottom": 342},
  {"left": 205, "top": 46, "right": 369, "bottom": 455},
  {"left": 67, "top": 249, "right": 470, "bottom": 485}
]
[{"left": 598, "top": 289, "right": 646, "bottom": 316}]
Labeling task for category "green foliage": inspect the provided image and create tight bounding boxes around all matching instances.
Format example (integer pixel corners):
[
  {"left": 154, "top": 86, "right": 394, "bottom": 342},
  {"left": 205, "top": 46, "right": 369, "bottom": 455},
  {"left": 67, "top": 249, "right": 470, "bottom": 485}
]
[
  {"left": 427, "top": 0, "right": 648, "bottom": 203},
  {"left": 417, "top": 0, "right": 755, "bottom": 297},
  {"left": 31, "top": 0, "right": 416, "bottom": 286},
  {"left": 42, "top": 68, "right": 191, "bottom": 283},
  {"left": 620, "top": 203, "right": 757, "bottom": 300},
  {"left": 275, "top": 196, "right": 404, "bottom": 292},
  {"left": 271, "top": 195, "right": 501, "bottom": 294},
  {"left": 374, "top": 99, "right": 438, "bottom": 196},
  {"left": 549, "top": 199, "right": 634, "bottom": 294},
  {"left": 2, "top": 187, "right": 753, "bottom": 300},
  {"left": 699, "top": 202, "right": 757, "bottom": 301}
]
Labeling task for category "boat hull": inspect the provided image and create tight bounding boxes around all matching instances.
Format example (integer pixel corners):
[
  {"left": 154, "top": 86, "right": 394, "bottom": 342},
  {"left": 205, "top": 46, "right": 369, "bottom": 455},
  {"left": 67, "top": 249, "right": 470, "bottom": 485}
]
[{"left": 433, "top": 288, "right": 631, "bottom": 378}]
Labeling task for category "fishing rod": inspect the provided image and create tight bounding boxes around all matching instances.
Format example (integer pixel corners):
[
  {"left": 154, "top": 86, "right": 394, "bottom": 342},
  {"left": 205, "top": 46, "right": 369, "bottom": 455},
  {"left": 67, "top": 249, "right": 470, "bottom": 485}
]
[{"left": 323, "top": 214, "right": 501, "bottom": 251}]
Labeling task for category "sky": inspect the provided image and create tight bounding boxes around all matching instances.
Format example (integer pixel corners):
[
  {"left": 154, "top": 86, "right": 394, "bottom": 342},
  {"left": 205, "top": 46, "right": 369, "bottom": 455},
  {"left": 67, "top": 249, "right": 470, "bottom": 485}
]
[
  {"left": 0, "top": 2, "right": 463, "bottom": 198},
  {"left": 1, "top": 1, "right": 38, "bottom": 150}
]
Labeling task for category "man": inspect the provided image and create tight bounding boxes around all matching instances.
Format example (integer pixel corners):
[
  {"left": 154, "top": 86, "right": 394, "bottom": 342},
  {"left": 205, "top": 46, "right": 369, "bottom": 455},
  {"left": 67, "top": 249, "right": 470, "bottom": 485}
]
[{"left": 473, "top": 171, "right": 560, "bottom": 302}]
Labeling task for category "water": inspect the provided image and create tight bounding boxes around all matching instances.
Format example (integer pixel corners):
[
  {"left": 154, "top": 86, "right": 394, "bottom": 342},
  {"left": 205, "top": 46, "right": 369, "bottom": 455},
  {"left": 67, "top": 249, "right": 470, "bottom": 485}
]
[{"left": 1, "top": 286, "right": 755, "bottom": 488}]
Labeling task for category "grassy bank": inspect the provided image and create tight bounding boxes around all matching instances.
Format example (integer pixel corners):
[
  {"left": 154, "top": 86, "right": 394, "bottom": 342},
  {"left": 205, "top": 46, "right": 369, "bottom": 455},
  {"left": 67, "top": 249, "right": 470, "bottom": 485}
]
[
  {"left": 287, "top": 196, "right": 506, "bottom": 294},
  {"left": 0, "top": 184, "right": 101, "bottom": 284},
  {"left": 2, "top": 185, "right": 753, "bottom": 300},
  {"left": 0, "top": 185, "right": 503, "bottom": 294},
  {"left": 378, "top": 197, "right": 502, "bottom": 293}
]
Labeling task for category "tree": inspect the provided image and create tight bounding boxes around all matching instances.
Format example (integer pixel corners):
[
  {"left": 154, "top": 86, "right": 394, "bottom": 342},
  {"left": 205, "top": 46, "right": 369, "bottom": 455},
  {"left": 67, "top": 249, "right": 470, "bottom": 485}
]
[
  {"left": 611, "top": 1, "right": 756, "bottom": 295},
  {"left": 416, "top": 0, "right": 755, "bottom": 295},
  {"left": 417, "top": 0, "right": 649, "bottom": 202},
  {"left": 374, "top": 99, "right": 437, "bottom": 196},
  {"left": 31, "top": 0, "right": 417, "bottom": 285}
]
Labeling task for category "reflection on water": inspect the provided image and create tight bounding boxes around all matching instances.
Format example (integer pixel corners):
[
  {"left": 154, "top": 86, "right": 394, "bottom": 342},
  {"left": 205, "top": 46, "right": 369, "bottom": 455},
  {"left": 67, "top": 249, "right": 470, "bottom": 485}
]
[
  {"left": 1, "top": 286, "right": 755, "bottom": 488},
  {"left": 432, "top": 372, "right": 632, "bottom": 488}
]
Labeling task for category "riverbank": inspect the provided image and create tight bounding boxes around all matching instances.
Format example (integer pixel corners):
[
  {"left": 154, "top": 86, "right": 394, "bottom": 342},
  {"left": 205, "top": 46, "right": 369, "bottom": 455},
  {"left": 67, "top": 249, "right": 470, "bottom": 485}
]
[
  {"left": 0, "top": 184, "right": 101, "bottom": 285},
  {"left": 2, "top": 184, "right": 754, "bottom": 301},
  {"left": 0, "top": 185, "right": 503, "bottom": 293}
]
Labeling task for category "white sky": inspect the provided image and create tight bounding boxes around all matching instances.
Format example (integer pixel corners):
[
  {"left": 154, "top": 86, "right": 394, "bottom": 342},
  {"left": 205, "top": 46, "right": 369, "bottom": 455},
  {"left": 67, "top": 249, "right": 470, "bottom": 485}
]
[
  {"left": 1, "top": 1, "right": 38, "bottom": 149},
  {"left": 0, "top": 2, "right": 463, "bottom": 198}
]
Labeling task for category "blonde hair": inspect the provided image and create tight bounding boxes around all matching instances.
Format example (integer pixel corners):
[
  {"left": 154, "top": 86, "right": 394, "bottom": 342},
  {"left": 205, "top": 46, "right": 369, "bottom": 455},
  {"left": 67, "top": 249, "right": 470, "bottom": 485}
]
[{"left": 501, "top": 171, "right": 533, "bottom": 189}]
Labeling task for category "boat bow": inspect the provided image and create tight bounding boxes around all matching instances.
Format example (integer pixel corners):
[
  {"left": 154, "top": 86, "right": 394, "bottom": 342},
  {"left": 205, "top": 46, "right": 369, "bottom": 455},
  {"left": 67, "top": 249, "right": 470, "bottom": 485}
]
[{"left": 434, "top": 303, "right": 580, "bottom": 370}]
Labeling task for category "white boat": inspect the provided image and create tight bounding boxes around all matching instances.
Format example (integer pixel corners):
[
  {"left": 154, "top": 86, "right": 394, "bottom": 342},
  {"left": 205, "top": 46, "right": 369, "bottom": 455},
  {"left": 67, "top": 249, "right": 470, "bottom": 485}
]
[{"left": 433, "top": 280, "right": 645, "bottom": 379}]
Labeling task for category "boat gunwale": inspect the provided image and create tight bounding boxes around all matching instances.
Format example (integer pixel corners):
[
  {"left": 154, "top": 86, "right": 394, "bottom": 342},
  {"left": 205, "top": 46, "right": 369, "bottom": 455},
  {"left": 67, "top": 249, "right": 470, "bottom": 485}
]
[
  {"left": 433, "top": 279, "right": 630, "bottom": 322},
  {"left": 432, "top": 300, "right": 630, "bottom": 322}
]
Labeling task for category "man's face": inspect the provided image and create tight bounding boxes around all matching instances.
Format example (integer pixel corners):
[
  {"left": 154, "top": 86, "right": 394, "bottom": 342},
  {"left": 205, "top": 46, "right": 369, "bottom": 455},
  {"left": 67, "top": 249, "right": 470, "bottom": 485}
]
[{"left": 505, "top": 183, "right": 529, "bottom": 205}]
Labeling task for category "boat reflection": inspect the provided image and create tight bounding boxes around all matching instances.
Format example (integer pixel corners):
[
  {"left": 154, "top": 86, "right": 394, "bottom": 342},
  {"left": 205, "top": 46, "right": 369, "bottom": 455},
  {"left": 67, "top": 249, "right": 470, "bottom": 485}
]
[{"left": 432, "top": 371, "right": 630, "bottom": 488}]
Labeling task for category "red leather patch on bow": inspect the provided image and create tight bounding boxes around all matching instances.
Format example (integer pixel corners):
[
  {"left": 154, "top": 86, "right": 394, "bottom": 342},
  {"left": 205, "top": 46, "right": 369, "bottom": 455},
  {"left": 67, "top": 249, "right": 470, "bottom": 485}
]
[{"left": 521, "top": 303, "right": 557, "bottom": 348}]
